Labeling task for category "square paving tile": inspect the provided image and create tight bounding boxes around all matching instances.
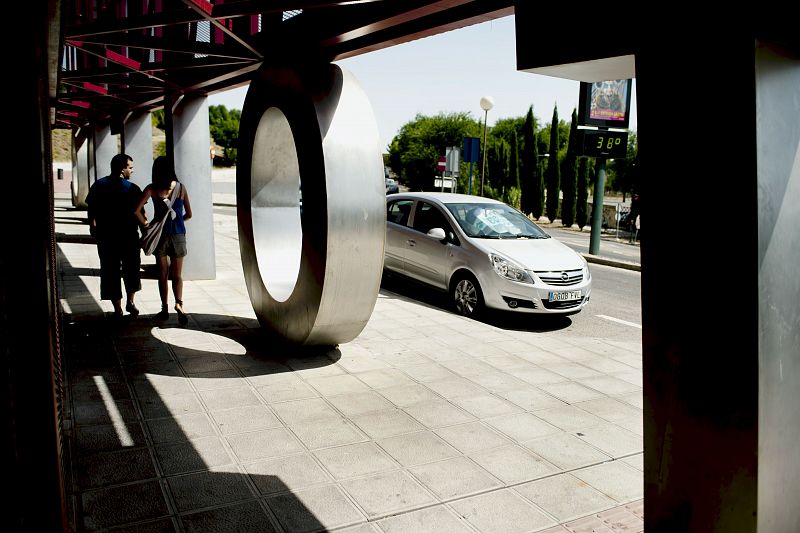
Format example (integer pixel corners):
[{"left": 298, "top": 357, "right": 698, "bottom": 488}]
[
  {"left": 340, "top": 470, "right": 436, "bottom": 518},
  {"left": 198, "top": 387, "right": 262, "bottom": 411},
  {"left": 209, "top": 405, "right": 281, "bottom": 435},
  {"left": 377, "top": 431, "right": 460, "bottom": 467},
  {"left": 180, "top": 500, "right": 278, "bottom": 533},
  {"left": 574, "top": 397, "right": 642, "bottom": 423},
  {"left": 81, "top": 480, "right": 169, "bottom": 531},
  {"left": 377, "top": 505, "right": 474, "bottom": 532},
  {"left": 523, "top": 432, "right": 611, "bottom": 470},
  {"left": 305, "top": 374, "right": 371, "bottom": 396},
  {"left": 435, "top": 421, "right": 514, "bottom": 454},
  {"left": 401, "top": 363, "right": 457, "bottom": 383},
  {"left": 271, "top": 398, "right": 341, "bottom": 426},
  {"left": 154, "top": 436, "right": 233, "bottom": 475},
  {"left": 266, "top": 484, "right": 366, "bottom": 532},
  {"left": 425, "top": 377, "right": 486, "bottom": 399},
  {"left": 484, "top": 412, "right": 561, "bottom": 442},
  {"left": 449, "top": 488, "right": 556, "bottom": 533},
  {"left": 410, "top": 457, "right": 502, "bottom": 500},
  {"left": 355, "top": 369, "right": 417, "bottom": 389},
  {"left": 499, "top": 387, "right": 568, "bottom": 411},
  {"left": 575, "top": 422, "right": 643, "bottom": 458},
  {"left": 450, "top": 393, "right": 524, "bottom": 419},
  {"left": 225, "top": 428, "right": 305, "bottom": 463},
  {"left": 146, "top": 413, "right": 216, "bottom": 444},
  {"left": 351, "top": 409, "right": 426, "bottom": 439},
  {"left": 245, "top": 453, "right": 332, "bottom": 495},
  {"left": 515, "top": 473, "right": 617, "bottom": 521},
  {"left": 326, "top": 391, "right": 395, "bottom": 416},
  {"left": 577, "top": 376, "right": 641, "bottom": 396},
  {"left": 291, "top": 417, "right": 368, "bottom": 450},
  {"left": 468, "top": 444, "right": 558, "bottom": 485},
  {"left": 572, "top": 461, "right": 644, "bottom": 502},
  {"left": 537, "top": 381, "right": 606, "bottom": 403},
  {"left": 314, "top": 441, "right": 399, "bottom": 479},
  {"left": 531, "top": 405, "right": 606, "bottom": 433},
  {"left": 379, "top": 383, "right": 440, "bottom": 407},
  {"left": 166, "top": 470, "right": 254, "bottom": 513},
  {"left": 403, "top": 399, "right": 476, "bottom": 428},
  {"left": 255, "top": 378, "right": 319, "bottom": 403}
]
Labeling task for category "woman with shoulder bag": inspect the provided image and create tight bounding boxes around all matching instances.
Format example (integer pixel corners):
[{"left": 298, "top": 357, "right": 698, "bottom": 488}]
[{"left": 134, "top": 156, "right": 193, "bottom": 325}]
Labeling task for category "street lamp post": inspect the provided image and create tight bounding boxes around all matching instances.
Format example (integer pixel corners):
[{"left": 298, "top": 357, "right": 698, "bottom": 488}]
[{"left": 479, "top": 96, "right": 494, "bottom": 196}]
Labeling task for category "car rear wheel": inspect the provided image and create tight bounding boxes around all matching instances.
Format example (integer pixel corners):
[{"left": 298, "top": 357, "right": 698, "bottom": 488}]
[{"left": 452, "top": 274, "right": 483, "bottom": 318}]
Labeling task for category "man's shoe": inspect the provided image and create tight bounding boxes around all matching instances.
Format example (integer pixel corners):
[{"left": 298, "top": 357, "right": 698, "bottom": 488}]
[{"left": 125, "top": 302, "right": 140, "bottom": 317}]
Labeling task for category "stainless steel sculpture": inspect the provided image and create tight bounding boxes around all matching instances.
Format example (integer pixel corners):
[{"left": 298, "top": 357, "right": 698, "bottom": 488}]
[{"left": 237, "top": 63, "right": 385, "bottom": 345}]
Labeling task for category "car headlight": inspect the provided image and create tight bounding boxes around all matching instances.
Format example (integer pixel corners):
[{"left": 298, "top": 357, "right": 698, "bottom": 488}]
[
  {"left": 582, "top": 256, "right": 591, "bottom": 281},
  {"left": 490, "top": 254, "right": 534, "bottom": 284}
]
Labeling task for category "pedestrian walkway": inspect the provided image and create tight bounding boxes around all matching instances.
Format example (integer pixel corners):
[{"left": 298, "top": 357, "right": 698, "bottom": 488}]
[{"left": 54, "top": 190, "right": 643, "bottom": 532}]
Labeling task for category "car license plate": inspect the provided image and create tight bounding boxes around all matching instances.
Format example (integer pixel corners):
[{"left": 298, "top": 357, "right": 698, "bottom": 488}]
[{"left": 548, "top": 290, "right": 582, "bottom": 302}]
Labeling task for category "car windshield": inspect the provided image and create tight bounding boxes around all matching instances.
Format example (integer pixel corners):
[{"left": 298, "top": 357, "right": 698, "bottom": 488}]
[{"left": 445, "top": 203, "right": 550, "bottom": 239}]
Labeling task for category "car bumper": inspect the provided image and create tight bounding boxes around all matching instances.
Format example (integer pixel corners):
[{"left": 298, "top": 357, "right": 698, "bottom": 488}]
[{"left": 479, "top": 273, "right": 592, "bottom": 314}]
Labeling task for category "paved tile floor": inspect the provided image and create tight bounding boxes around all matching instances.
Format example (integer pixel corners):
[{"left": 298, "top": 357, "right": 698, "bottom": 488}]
[{"left": 55, "top": 193, "right": 643, "bottom": 532}]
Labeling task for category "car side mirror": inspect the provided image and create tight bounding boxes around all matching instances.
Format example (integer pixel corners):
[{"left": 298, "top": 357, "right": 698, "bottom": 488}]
[{"left": 427, "top": 227, "right": 446, "bottom": 241}]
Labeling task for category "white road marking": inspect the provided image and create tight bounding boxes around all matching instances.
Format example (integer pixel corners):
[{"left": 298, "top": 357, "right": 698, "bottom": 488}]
[{"left": 597, "top": 314, "right": 642, "bottom": 329}]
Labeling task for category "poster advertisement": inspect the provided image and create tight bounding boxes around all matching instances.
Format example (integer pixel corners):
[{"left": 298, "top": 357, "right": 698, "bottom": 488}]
[{"left": 578, "top": 79, "right": 632, "bottom": 128}]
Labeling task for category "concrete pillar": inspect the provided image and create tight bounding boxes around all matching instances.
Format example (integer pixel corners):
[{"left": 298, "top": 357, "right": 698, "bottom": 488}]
[
  {"left": 93, "top": 122, "right": 117, "bottom": 182},
  {"left": 123, "top": 111, "right": 153, "bottom": 191},
  {"left": 123, "top": 111, "right": 154, "bottom": 219},
  {"left": 171, "top": 95, "right": 215, "bottom": 280},
  {"left": 71, "top": 127, "right": 90, "bottom": 208}
]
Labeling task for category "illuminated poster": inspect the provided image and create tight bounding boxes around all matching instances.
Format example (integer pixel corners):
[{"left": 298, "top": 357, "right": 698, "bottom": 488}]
[
  {"left": 589, "top": 80, "right": 629, "bottom": 121},
  {"left": 578, "top": 79, "right": 633, "bottom": 128}
]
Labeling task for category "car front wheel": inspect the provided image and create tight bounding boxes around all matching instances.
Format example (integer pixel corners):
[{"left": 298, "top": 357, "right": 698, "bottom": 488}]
[{"left": 452, "top": 275, "right": 483, "bottom": 318}]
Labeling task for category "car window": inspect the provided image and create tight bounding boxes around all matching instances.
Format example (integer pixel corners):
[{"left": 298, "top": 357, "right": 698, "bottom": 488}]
[
  {"left": 387, "top": 199, "right": 413, "bottom": 226},
  {"left": 412, "top": 201, "right": 452, "bottom": 235},
  {"left": 446, "top": 203, "right": 550, "bottom": 239}
]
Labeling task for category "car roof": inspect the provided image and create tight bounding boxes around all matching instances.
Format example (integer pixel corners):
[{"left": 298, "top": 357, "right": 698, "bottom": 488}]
[{"left": 387, "top": 192, "right": 504, "bottom": 205}]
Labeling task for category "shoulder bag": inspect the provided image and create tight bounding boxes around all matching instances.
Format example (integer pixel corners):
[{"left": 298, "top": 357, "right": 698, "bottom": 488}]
[{"left": 140, "top": 182, "right": 181, "bottom": 256}]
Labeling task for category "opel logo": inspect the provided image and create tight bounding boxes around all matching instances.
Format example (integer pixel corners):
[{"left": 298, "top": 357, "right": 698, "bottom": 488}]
[{"left": 560, "top": 272, "right": 569, "bottom": 282}]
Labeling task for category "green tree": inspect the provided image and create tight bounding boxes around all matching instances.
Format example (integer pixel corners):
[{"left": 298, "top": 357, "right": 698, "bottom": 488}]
[
  {"left": 388, "top": 112, "right": 481, "bottom": 192},
  {"left": 508, "top": 130, "right": 520, "bottom": 191},
  {"left": 208, "top": 105, "right": 241, "bottom": 166},
  {"left": 520, "top": 106, "right": 541, "bottom": 217},
  {"left": 487, "top": 140, "right": 508, "bottom": 199},
  {"left": 608, "top": 132, "right": 638, "bottom": 200},
  {"left": 151, "top": 109, "right": 165, "bottom": 130},
  {"left": 545, "top": 105, "right": 561, "bottom": 221},
  {"left": 560, "top": 108, "right": 579, "bottom": 227},
  {"left": 576, "top": 157, "right": 591, "bottom": 229}
]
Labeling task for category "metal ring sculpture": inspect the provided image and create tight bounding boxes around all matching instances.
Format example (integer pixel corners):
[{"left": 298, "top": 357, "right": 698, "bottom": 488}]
[{"left": 237, "top": 63, "right": 385, "bottom": 346}]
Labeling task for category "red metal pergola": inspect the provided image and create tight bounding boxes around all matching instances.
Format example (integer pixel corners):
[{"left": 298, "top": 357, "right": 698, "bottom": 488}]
[{"left": 56, "top": 0, "right": 514, "bottom": 129}]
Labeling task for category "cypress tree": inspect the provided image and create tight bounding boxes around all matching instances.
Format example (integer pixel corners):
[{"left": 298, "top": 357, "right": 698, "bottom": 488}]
[
  {"left": 545, "top": 105, "right": 561, "bottom": 222},
  {"left": 509, "top": 130, "right": 520, "bottom": 191},
  {"left": 576, "top": 157, "right": 589, "bottom": 229},
  {"left": 520, "top": 106, "right": 539, "bottom": 216},
  {"left": 560, "top": 108, "right": 579, "bottom": 227}
]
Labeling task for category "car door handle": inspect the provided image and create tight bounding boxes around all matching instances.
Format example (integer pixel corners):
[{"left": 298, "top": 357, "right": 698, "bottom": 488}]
[{"left": 406, "top": 239, "right": 416, "bottom": 247}]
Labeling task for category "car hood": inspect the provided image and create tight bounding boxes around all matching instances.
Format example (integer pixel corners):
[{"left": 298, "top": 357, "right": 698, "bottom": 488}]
[{"left": 479, "top": 237, "right": 585, "bottom": 271}]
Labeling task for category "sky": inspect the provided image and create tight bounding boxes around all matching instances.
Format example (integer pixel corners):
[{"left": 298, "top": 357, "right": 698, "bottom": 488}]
[{"left": 209, "top": 15, "right": 637, "bottom": 153}]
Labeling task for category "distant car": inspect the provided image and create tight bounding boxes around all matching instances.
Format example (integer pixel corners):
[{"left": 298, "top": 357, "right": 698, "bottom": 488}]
[
  {"left": 385, "top": 177, "right": 399, "bottom": 194},
  {"left": 385, "top": 192, "right": 591, "bottom": 318}
]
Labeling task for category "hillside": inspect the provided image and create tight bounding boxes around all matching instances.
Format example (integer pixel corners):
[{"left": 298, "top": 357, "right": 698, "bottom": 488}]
[{"left": 50, "top": 126, "right": 167, "bottom": 163}]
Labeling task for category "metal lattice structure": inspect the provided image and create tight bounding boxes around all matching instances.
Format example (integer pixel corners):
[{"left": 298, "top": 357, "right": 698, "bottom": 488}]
[{"left": 56, "top": 0, "right": 514, "bottom": 129}]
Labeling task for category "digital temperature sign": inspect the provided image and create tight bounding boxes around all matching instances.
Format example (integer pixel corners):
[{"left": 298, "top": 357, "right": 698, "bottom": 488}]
[{"left": 577, "top": 129, "right": 628, "bottom": 159}]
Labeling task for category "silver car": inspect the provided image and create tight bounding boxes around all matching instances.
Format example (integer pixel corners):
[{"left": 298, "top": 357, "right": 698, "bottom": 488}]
[{"left": 385, "top": 192, "right": 591, "bottom": 318}]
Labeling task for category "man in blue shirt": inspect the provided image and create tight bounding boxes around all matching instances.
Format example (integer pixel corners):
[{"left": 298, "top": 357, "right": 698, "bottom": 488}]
[{"left": 86, "top": 153, "right": 143, "bottom": 318}]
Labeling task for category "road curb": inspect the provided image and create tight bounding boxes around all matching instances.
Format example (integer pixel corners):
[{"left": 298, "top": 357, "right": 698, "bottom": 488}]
[{"left": 583, "top": 253, "right": 641, "bottom": 272}]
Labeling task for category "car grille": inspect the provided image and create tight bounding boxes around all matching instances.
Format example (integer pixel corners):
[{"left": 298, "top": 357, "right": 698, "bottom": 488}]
[
  {"left": 535, "top": 269, "right": 583, "bottom": 286},
  {"left": 542, "top": 298, "right": 584, "bottom": 310}
]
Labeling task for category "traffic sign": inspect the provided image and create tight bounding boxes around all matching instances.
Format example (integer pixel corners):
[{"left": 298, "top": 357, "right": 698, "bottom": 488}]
[{"left": 437, "top": 156, "right": 446, "bottom": 169}]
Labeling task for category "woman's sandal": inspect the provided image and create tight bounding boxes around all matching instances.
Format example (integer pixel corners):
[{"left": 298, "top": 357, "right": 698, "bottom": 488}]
[{"left": 175, "top": 300, "right": 188, "bottom": 326}]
